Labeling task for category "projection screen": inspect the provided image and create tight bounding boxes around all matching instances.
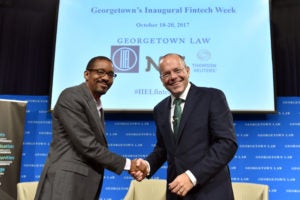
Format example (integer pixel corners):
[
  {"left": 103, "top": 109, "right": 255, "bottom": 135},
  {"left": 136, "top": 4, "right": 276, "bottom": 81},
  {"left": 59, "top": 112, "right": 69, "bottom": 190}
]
[{"left": 50, "top": 0, "right": 275, "bottom": 113}]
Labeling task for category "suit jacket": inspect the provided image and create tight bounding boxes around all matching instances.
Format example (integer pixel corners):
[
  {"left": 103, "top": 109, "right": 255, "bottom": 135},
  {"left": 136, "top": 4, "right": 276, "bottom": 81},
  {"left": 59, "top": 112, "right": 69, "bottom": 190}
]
[
  {"left": 146, "top": 83, "right": 238, "bottom": 200},
  {"left": 35, "top": 83, "right": 126, "bottom": 200}
]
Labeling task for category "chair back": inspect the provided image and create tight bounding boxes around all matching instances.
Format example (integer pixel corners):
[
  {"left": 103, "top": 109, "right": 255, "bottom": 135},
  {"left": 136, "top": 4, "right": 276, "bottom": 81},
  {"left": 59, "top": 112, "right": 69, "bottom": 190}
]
[
  {"left": 232, "top": 182, "right": 269, "bottom": 200},
  {"left": 17, "top": 181, "right": 39, "bottom": 200},
  {"left": 124, "top": 179, "right": 166, "bottom": 200}
]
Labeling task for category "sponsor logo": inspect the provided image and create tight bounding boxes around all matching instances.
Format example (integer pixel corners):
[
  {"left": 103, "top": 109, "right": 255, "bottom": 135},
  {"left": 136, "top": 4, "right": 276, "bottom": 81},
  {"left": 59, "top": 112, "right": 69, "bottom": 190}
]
[{"left": 111, "top": 46, "right": 139, "bottom": 73}]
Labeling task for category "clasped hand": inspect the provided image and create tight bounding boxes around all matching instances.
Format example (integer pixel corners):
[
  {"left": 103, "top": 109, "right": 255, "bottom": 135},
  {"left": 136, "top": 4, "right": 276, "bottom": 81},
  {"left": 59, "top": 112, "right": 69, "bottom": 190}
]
[
  {"left": 130, "top": 159, "right": 193, "bottom": 197},
  {"left": 129, "top": 158, "right": 148, "bottom": 181}
]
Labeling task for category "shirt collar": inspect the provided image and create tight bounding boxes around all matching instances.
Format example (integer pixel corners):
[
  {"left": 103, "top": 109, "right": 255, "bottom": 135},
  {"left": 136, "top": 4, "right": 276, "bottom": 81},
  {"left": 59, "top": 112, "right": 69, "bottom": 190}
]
[{"left": 95, "top": 97, "right": 102, "bottom": 110}]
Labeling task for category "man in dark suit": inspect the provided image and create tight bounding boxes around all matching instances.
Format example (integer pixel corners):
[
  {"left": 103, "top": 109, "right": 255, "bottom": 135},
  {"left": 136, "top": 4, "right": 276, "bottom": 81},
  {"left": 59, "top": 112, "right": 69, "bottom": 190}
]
[
  {"left": 34, "top": 56, "right": 144, "bottom": 200},
  {"left": 132, "top": 53, "right": 238, "bottom": 199}
]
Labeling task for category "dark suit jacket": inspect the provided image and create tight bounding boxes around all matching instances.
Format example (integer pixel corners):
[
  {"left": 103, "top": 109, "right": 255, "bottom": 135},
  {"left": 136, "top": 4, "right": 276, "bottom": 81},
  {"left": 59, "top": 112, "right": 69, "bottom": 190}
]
[
  {"left": 34, "top": 83, "right": 126, "bottom": 200},
  {"left": 146, "top": 83, "right": 238, "bottom": 200}
]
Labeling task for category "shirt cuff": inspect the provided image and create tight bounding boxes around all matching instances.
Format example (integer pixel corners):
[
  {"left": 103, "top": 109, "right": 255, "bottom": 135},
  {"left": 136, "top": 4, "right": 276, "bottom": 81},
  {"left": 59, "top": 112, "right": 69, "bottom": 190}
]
[
  {"left": 185, "top": 170, "right": 197, "bottom": 186},
  {"left": 124, "top": 158, "right": 131, "bottom": 170},
  {"left": 144, "top": 160, "right": 151, "bottom": 176}
]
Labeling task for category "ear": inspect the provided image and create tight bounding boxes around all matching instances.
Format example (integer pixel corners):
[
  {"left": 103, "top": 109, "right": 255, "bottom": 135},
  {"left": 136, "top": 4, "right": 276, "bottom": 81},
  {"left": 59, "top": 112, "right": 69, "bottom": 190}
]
[
  {"left": 84, "top": 70, "right": 89, "bottom": 80},
  {"left": 186, "top": 66, "right": 190, "bottom": 75}
]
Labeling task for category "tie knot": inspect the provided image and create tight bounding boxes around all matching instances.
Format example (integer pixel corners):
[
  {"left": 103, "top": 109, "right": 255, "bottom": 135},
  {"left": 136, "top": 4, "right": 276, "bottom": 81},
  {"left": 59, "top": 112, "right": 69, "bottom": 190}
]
[{"left": 173, "top": 98, "right": 183, "bottom": 105}]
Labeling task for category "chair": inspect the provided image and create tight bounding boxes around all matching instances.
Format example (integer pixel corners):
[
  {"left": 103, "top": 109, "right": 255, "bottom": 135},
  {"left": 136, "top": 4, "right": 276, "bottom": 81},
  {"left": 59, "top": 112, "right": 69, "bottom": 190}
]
[
  {"left": 232, "top": 182, "right": 269, "bottom": 200},
  {"left": 124, "top": 180, "right": 269, "bottom": 200},
  {"left": 17, "top": 181, "right": 39, "bottom": 200},
  {"left": 124, "top": 179, "right": 167, "bottom": 200}
]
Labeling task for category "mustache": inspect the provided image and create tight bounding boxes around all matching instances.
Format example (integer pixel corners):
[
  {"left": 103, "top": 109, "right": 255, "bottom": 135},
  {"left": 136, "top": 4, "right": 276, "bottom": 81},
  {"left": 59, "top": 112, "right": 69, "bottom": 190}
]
[{"left": 96, "top": 79, "right": 112, "bottom": 88}]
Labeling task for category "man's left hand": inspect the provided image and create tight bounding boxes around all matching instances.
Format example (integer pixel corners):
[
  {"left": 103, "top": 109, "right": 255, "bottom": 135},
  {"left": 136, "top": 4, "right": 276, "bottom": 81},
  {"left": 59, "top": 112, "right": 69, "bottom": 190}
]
[{"left": 169, "top": 173, "right": 194, "bottom": 197}]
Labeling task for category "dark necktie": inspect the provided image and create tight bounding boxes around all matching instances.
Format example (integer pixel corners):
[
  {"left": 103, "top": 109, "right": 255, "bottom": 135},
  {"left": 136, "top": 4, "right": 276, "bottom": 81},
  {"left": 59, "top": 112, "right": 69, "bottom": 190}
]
[
  {"left": 100, "top": 108, "right": 105, "bottom": 129},
  {"left": 172, "top": 98, "right": 183, "bottom": 138}
]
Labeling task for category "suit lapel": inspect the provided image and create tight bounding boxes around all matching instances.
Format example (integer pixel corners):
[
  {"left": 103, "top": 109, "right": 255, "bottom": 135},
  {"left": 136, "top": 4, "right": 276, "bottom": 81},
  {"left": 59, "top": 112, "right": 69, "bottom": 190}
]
[
  {"left": 90, "top": 99, "right": 108, "bottom": 146},
  {"left": 81, "top": 83, "right": 108, "bottom": 145},
  {"left": 176, "top": 84, "right": 198, "bottom": 143},
  {"left": 159, "top": 97, "right": 177, "bottom": 147}
]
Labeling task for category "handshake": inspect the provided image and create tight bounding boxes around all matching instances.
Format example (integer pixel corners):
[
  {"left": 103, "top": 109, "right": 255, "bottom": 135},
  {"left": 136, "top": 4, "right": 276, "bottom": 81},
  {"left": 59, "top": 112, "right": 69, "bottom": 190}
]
[
  {"left": 129, "top": 158, "right": 194, "bottom": 197},
  {"left": 129, "top": 158, "right": 149, "bottom": 181}
]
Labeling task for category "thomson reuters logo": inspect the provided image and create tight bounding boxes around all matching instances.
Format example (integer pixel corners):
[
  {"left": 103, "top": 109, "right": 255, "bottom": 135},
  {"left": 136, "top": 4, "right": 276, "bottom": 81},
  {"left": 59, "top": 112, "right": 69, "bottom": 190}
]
[
  {"left": 111, "top": 46, "right": 139, "bottom": 73},
  {"left": 197, "top": 49, "right": 211, "bottom": 61}
]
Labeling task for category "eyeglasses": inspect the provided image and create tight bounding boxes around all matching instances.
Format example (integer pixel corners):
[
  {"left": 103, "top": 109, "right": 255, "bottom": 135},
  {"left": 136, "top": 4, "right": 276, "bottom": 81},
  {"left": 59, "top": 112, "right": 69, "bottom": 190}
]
[
  {"left": 160, "top": 67, "right": 185, "bottom": 80},
  {"left": 87, "top": 69, "right": 117, "bottom": 78}
]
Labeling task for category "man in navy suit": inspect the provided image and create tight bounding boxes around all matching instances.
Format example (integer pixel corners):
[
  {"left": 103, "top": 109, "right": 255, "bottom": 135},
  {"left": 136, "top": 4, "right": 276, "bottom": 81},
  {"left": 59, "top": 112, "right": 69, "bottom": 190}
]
[{"left": 132, "top": 53, "right": 238, "bottom": 199}]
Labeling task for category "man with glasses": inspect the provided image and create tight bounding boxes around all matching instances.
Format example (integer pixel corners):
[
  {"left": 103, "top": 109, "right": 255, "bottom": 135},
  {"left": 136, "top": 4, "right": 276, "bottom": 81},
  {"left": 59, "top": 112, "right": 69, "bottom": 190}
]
[
  {"left": 132, "top": 53, "right": 238, "bottom": 200},
  {"left": 35, "top": 56, "right": 146, "bottom": 200}
]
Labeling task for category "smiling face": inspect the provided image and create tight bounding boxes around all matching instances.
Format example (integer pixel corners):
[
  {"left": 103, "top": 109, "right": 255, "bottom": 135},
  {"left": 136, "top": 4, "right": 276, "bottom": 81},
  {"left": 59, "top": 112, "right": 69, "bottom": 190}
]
[
  {"left": 159, "top": 54, "right": 190, "bottom": 98},
  {"left": 84, "top": 58, "right": 115, "bottom": 99}
]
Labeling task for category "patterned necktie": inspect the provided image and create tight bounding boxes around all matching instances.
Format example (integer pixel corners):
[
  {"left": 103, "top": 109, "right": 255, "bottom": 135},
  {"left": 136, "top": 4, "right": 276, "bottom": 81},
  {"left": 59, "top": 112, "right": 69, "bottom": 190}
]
[{"left": 172, "top": 98, "right": 183, "bottom": 138}]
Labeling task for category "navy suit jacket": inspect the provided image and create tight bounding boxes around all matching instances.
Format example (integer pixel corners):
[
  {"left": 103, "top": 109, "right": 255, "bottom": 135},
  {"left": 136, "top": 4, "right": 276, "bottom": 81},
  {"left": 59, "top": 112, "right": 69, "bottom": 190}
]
[{"left": 146, "top": 83, "right": 238, "bottom": 200}]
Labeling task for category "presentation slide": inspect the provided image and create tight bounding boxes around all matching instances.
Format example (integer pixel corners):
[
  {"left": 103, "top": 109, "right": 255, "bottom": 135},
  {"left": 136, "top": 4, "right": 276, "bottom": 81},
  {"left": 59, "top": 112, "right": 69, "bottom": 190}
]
[{"left": 50, "top": 0, "right": 275, "bottom": 112}]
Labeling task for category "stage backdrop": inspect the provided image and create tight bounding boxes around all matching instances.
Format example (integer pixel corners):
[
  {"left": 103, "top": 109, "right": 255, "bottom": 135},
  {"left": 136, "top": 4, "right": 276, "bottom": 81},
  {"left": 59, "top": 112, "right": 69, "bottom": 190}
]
[{"left": 0, "top": 95, "right": 299, "bottom": 200}]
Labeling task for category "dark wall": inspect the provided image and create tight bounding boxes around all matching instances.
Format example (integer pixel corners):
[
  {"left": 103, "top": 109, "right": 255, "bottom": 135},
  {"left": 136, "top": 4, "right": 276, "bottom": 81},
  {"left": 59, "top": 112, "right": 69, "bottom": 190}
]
[
  {"left": 0, "top": 0, "right": 300, "bottom": 96},
  {"left": 0, "top": 0, "right": 57, "bottom": 95},
  {"left": 271, "top": 0, "right": 300, "bottom": 96}
]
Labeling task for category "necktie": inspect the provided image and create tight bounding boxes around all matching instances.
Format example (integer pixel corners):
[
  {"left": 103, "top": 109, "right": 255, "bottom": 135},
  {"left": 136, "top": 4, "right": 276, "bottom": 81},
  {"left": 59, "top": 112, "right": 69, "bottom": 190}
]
[
  {"left": 99, "top": 108, "right": 105, "bottom": 129},
  {"left": 172, "top": 98, "right": 183, "bottom": 138}
]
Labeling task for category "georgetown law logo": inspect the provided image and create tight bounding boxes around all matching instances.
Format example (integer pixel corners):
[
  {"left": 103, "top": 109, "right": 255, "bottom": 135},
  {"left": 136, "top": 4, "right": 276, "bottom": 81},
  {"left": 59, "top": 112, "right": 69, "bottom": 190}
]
[{"left": 111, "top": 46, "right": 139, "bottom": 73}]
